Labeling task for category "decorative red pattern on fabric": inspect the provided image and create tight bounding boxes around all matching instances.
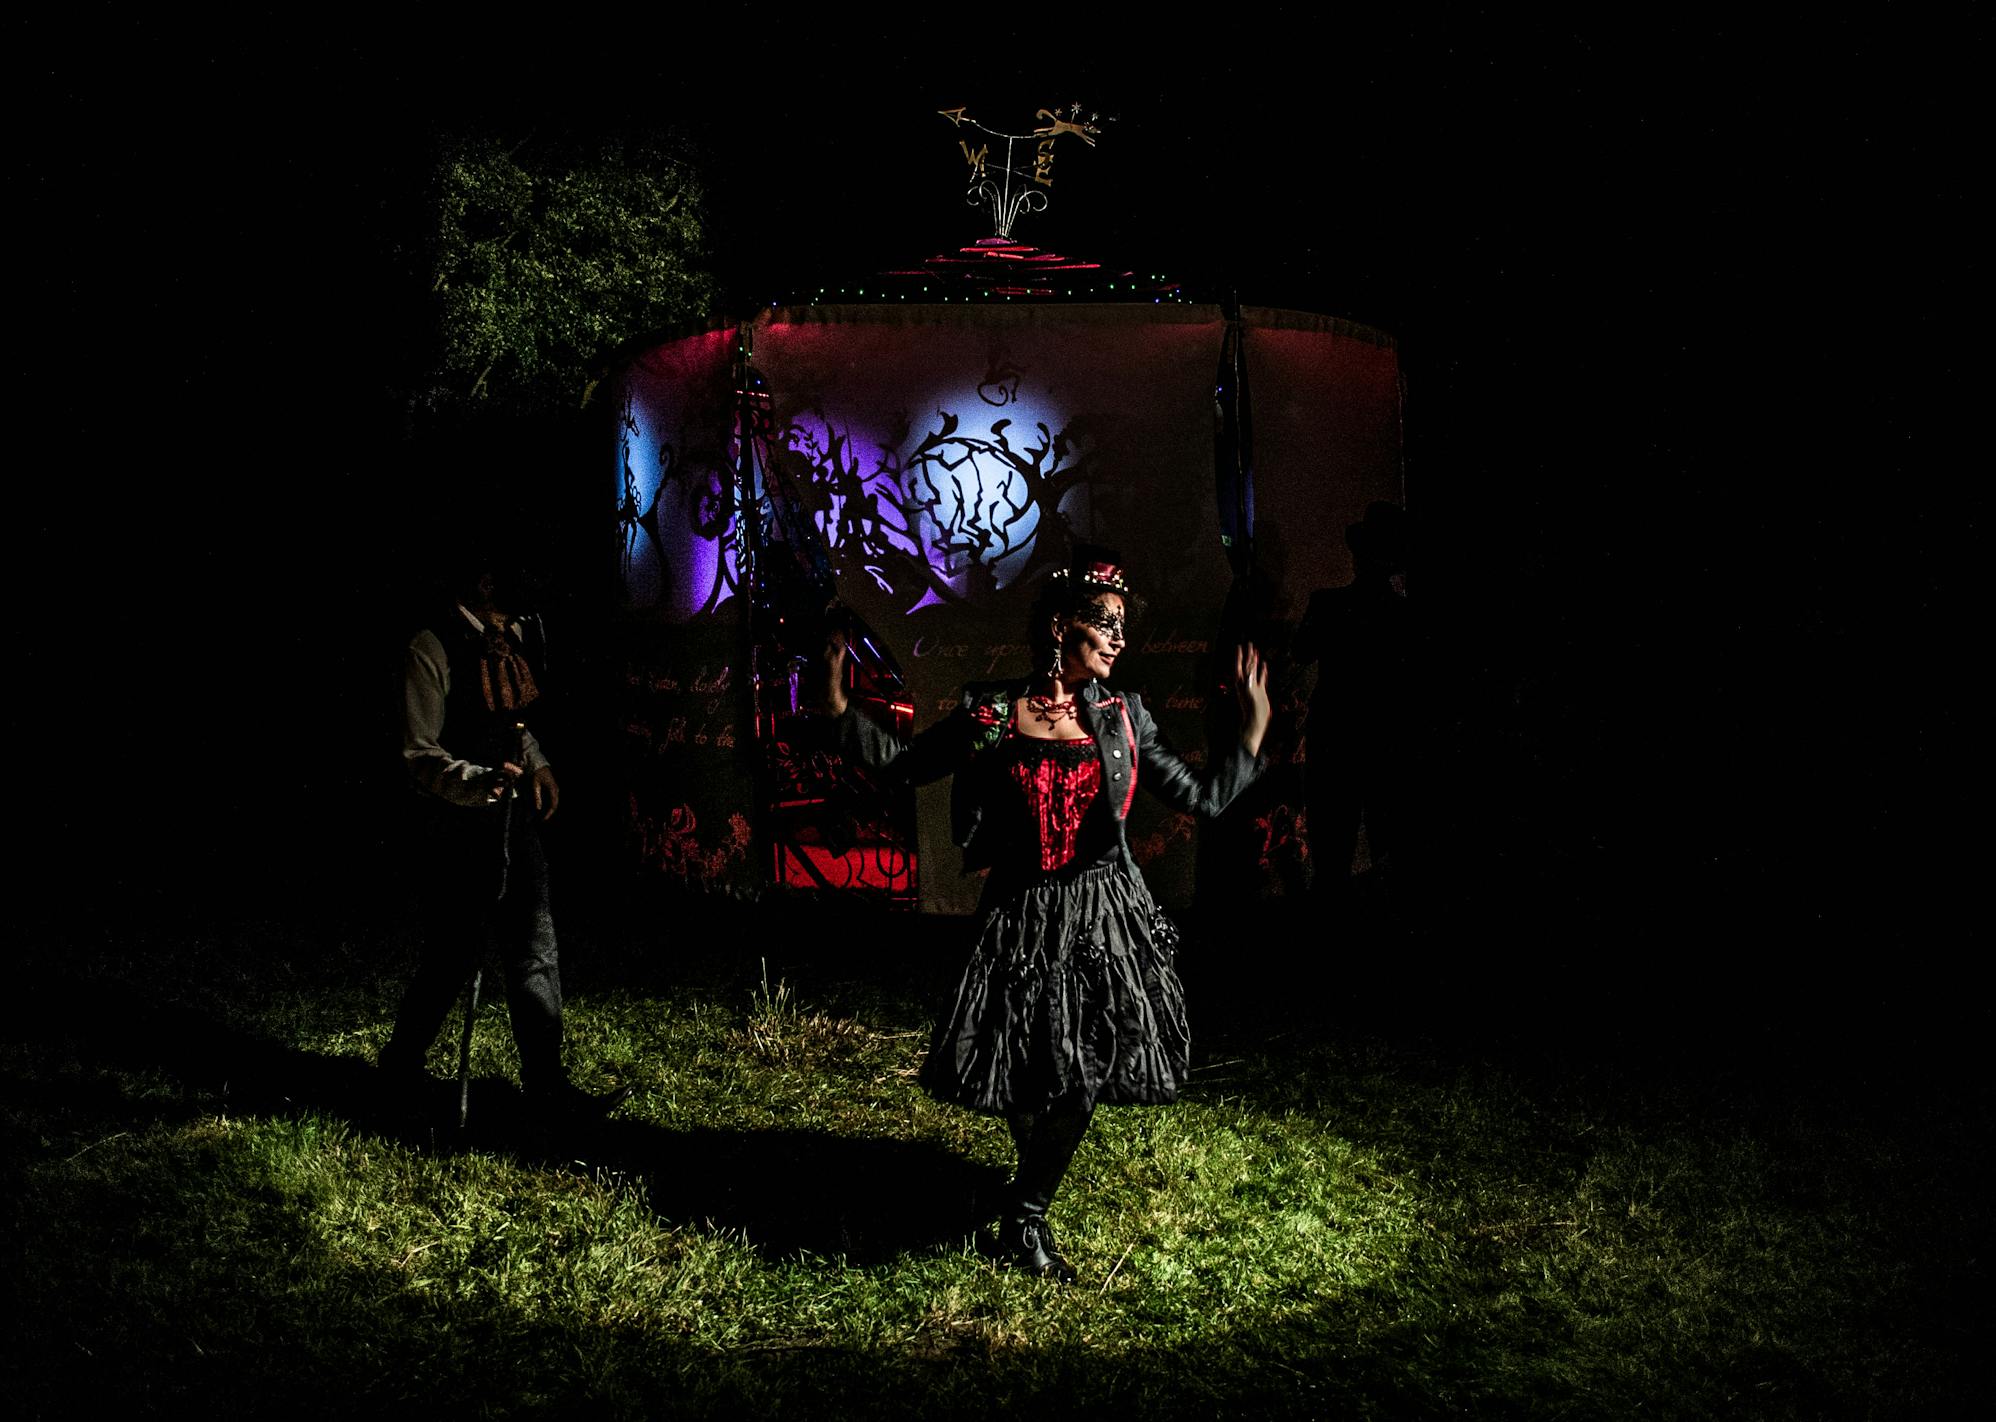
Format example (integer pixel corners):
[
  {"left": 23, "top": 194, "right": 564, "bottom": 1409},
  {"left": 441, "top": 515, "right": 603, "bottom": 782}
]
[{"left": 1009, "top": 739, "right": 1103, "bottom": 872}]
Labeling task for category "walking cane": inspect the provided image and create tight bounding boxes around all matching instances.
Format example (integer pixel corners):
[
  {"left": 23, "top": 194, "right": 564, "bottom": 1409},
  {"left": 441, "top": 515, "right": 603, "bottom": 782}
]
[
  {"left": 457, "top": 721, "right": 528, "bottom": 1132},
  {"left": 457, "top": 968, "right": 481, "bottom": 1131}
]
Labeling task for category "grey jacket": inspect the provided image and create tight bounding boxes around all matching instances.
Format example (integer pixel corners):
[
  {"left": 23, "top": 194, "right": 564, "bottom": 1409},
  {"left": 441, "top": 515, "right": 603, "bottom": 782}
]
[{"left": 836, "top": 677, "right": 1263, "bottom": 875}]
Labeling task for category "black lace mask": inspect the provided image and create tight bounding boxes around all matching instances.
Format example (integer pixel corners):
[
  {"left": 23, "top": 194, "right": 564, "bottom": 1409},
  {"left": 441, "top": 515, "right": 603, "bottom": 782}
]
[{"left": 1073, "top": 600, "right": 1126, "bottom": 643}]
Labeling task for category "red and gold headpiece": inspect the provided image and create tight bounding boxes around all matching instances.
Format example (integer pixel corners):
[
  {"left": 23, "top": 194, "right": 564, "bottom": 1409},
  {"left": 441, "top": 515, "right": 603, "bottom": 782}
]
[{"left": 1050, "top": 552, "right": 1131, "bottom": 598}]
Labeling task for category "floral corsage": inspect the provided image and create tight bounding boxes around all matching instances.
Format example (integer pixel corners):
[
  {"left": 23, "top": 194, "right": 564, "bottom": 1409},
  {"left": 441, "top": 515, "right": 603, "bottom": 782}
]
[{"left": 967, "top": 692, "right": 1012, "bottom": 752}]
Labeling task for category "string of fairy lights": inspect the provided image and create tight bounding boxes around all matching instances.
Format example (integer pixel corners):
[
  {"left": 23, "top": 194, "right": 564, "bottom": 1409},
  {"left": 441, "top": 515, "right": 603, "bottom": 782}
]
[{"left": 805, "top": 280, "right": 1187, "bottom": 304}]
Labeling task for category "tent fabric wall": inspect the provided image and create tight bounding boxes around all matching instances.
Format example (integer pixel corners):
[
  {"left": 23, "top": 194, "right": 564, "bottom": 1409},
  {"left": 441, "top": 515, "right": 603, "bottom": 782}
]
[
  {"left": 1240, "top": 307, "right": 1406, "bottom": 600},
  {"left": 613, "top": 303, "right": 1401, "bottom": 912}
]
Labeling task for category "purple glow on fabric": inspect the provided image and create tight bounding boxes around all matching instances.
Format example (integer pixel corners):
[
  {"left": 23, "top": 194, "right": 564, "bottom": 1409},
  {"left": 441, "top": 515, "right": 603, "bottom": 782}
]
[
  {"left": 616, "top": 328, "right": 740, "bottom": 621},
  {"left": 627, "top": 412, "right": 736, "bottom": 619},
  {"left": 778, "top": 412, "right": 923, "bottom": 588}
]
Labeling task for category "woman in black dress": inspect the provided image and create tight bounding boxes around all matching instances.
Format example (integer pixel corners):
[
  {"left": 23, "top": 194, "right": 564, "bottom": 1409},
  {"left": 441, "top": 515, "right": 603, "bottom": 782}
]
[{"left": 818, "top": 551, "right": 1270, "bottom": 1281}]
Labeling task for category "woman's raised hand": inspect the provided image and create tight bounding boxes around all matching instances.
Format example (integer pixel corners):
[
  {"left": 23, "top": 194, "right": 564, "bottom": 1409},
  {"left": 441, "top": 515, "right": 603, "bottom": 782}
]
[
  {"left": 1234, "top": 643, "right": 1272, "bottom": 757},
  {"left": 805, "top": 629, "right": 849, "bottom": 716}
]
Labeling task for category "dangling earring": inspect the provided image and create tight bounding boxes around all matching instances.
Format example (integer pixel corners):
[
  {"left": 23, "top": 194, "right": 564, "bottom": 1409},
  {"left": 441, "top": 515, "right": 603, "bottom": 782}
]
[{"left": 1027, "top": 632, "right": 1079, "bottom": 726}]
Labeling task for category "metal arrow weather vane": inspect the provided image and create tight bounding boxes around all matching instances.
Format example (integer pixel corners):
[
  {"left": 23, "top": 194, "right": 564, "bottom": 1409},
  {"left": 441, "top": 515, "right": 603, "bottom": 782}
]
[{"left": 939, "top": 103, "right": 1113, "bottom": 240}]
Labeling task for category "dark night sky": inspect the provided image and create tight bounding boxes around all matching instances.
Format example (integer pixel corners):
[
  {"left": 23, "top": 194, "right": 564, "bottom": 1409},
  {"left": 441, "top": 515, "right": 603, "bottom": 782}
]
[{"left": 20, "top": 16, "right": 1974, "bottom": 951}]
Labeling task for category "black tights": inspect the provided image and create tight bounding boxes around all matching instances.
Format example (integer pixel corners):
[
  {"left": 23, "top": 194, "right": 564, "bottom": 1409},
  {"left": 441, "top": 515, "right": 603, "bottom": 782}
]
[{"left": 1005, "top": 1090, "right": 1096, "bottom": 1218}]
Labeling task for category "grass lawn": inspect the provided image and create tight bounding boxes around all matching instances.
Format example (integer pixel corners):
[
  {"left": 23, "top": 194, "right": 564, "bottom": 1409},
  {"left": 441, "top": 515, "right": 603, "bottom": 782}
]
[{"left": 5, "top": 892, "right": 1984, "bottom": 1418}]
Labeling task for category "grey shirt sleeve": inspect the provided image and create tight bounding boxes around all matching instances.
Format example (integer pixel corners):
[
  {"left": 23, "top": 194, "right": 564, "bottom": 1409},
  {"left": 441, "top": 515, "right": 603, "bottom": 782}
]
[{"left": 402, "top": 628, "right": 550, "bottom": 807}]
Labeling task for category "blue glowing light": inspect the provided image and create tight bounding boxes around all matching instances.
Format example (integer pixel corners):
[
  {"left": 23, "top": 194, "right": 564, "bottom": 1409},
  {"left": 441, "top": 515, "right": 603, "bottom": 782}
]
[{"left": 617, "top": 396, "right": 741, "bottom": 620}]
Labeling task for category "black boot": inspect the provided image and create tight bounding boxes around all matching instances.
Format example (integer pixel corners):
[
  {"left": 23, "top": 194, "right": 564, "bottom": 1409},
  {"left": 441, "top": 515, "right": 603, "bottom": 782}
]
[
  {"left": 1000, "top": 1212, "right": 1077, "bottom": 1284},
  {"left": 376, "top": 1040, "right": 446, "bottom": 1112},
  {"left": 526, "top": 1079, "right": 633, "bottom": 1122},
  {"left": 999, "top": 1090, "right": 1094, "bottom": 1283}
]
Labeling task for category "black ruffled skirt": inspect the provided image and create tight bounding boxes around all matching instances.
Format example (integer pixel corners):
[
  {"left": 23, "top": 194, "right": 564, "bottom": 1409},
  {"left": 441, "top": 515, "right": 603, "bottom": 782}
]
[{"left": 919, "top": 862, "right": 1190, "bottom": 1114}]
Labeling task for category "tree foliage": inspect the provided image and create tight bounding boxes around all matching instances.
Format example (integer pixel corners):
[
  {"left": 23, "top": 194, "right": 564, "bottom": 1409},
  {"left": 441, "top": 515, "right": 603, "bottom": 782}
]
[{"left": 428, "top": 132, "right": 717, "bottom": 411}]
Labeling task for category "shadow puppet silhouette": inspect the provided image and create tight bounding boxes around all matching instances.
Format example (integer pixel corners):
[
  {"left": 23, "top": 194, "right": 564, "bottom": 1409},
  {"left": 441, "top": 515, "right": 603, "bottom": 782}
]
[{"left": 15, "top": 976, "right": 1003, "bottom": 1267}]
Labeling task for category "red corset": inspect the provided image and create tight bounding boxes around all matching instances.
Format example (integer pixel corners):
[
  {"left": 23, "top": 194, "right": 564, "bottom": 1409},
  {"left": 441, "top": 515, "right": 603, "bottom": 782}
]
[{"left": 1005, "top": 735, "right": 1103, "bottom": 873}]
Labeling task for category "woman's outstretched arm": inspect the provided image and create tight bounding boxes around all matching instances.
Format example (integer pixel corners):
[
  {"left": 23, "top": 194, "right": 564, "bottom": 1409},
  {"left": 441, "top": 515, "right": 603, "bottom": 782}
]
[
  {"left": 1128, "top": 644, "right": 1271, "bottom": 819},
  {"left": 806, "top": 630, "right": 970, "bottom": 787}
]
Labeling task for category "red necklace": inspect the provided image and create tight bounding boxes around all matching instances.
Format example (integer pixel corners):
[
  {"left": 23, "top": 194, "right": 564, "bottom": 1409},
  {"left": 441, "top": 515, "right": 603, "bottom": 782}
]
[{"left": 1024, "top": 686, "right": 1079, "bottom": 727}]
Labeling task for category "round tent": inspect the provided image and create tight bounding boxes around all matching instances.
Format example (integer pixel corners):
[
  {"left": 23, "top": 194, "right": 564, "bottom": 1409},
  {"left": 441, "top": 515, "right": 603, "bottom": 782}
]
[{"left": 612, "top": 298, "right": 1403, "bottom": 914}]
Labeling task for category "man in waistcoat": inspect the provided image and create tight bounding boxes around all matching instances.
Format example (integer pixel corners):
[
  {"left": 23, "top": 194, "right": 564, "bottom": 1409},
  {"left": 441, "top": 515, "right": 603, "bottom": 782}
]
[{"left": 378, "top": 553, "right": 626, "bottom": 1119}]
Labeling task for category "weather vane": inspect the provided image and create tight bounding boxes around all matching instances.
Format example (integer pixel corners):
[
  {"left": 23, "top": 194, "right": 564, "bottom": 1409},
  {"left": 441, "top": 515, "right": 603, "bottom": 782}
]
[{"left": 939, "top": 103, "right": 1112, "bottom": 240}]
